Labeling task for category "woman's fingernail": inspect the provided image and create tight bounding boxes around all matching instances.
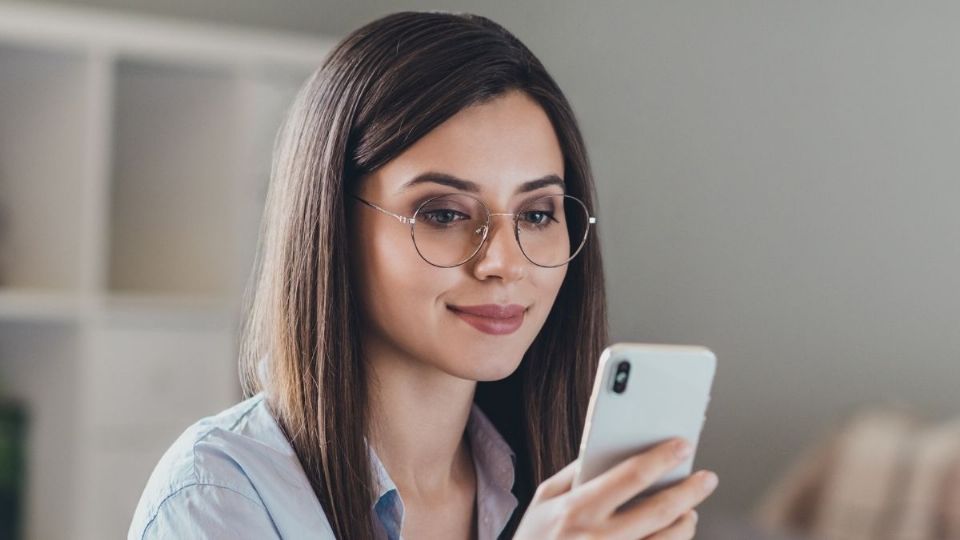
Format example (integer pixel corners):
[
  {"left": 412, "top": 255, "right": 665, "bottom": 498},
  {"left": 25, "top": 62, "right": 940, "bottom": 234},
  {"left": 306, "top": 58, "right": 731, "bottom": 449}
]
[
  {"left": 702, "top": 471, "right": 718, "bottom": 490},
  {"left": 691, "top": 510, "right": 699, "bottom": 523}
]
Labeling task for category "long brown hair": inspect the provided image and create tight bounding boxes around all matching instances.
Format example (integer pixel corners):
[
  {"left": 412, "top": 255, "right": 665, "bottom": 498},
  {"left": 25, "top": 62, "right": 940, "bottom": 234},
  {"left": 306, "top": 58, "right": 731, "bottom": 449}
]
[{"left": 239, "top": 11, "right": 607, "bottom": 539}]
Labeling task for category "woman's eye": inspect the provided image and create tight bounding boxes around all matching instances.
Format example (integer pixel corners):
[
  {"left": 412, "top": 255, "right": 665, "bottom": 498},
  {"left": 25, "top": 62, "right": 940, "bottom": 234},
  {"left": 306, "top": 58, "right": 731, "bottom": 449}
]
[
  {"left": 422, "top": 209, "right": 469, "bottom": 224},
  {"left": 521, "top": 211, "right": 554, "bottom": 225}
]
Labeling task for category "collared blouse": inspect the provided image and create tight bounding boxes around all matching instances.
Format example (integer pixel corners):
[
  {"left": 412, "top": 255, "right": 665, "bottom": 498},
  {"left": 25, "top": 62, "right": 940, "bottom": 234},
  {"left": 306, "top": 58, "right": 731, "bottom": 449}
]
[{"left": 128, "top": 393, "right": 519, "bottom": 540}]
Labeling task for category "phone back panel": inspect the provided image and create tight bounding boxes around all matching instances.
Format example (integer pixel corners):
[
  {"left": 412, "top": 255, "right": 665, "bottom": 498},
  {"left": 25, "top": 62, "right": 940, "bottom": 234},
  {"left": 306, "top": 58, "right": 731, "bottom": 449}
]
[{"left": 574, "top": 343, "right": 717, "bottom": 496}]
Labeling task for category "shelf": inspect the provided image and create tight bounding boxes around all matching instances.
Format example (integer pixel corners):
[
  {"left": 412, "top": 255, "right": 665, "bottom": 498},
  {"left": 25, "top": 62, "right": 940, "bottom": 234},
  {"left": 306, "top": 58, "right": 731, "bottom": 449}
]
[
  {"left": 0, "top": 44, "right": 93, "bottom": 292},
  {"left": 0, "top": 4, "right": 332, "bottom": 538},
  {"left": 0, "top": 288, "right": 87, "bottom": 322},
  {"left": 0, "top": 288, "right": 239, "bottom": 323},
  {"left": 101, "top": 291, "right": 237, "bottom": 321}
]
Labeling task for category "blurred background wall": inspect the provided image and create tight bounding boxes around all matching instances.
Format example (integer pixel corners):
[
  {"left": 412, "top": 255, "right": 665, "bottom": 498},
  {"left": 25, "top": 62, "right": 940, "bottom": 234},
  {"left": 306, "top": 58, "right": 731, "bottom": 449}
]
[{"left": 17, "top": 0, "right": 960, "bottom": 524}]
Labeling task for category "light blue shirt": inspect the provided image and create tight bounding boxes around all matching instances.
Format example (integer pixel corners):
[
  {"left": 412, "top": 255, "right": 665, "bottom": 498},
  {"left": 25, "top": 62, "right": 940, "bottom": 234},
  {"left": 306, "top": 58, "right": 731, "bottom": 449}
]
[{"left": 128, "top": 393, "right": 519, "bottom": 539}]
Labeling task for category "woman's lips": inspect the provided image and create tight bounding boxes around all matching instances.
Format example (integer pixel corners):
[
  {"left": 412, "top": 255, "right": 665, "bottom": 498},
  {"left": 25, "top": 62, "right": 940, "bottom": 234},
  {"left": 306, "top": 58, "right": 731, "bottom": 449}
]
[{"left": 447, "top": 304, "right": 526, "bottom": 335}]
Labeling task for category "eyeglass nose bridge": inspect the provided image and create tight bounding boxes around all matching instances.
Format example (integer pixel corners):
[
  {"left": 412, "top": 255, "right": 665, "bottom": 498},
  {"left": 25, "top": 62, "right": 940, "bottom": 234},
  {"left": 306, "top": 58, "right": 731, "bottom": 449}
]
[
  {"left": 468, "top": 212, "right": 528, "bottom": 268},
  {"left": 474, "top": 212, "right": 518, "bottom": 242}
]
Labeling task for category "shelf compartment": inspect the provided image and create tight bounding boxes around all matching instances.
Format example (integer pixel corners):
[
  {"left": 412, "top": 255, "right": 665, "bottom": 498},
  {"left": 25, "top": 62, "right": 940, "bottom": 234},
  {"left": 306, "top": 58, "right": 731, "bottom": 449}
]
[
  {"left": 86, "top": 314, "right": 241, "bottom": 430},
  {"left": 0, "top": 320, "right": 82, "bottom": 540},
  {"left": 0, "top": 288, "right": 86, "bottom": 322},
  {"left": 0, "top": 44, "right": 92, "bottom": 292},
  {"left": 107, "top": 58, "right": 243, "bottom": 298}
]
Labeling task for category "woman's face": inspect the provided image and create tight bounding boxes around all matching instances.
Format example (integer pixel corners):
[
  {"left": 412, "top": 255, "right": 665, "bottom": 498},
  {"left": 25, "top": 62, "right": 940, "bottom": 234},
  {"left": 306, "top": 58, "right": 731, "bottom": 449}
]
[{"left": 351, "top": 89, "right": 568, "bottom": 382}]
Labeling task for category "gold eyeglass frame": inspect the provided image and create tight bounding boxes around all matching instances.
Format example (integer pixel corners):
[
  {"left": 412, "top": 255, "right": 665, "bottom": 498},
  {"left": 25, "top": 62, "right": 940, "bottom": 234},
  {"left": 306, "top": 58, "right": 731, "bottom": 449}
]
[{"left": 351, "top": 192, "right": 597, "bottom": 268}]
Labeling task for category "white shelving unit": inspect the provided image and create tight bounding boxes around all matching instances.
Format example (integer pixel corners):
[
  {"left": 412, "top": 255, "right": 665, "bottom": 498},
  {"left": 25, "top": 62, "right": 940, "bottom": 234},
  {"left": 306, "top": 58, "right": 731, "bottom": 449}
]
[{"left": 0, "top": 3, "right": 334, "bottom": 538}]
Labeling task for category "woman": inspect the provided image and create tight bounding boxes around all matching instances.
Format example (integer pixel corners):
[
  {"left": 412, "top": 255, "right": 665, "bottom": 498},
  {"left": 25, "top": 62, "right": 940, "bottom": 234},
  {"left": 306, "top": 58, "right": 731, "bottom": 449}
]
[{"left": 129, "top": 11, "right": 718, "bottom": 540}]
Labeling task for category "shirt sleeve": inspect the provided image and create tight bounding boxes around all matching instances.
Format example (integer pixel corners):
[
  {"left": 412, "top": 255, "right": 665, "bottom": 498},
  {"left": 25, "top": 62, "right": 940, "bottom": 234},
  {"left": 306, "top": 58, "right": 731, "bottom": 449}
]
[{"left": 134, "top": 483, "right": 282, "bottom": 540}]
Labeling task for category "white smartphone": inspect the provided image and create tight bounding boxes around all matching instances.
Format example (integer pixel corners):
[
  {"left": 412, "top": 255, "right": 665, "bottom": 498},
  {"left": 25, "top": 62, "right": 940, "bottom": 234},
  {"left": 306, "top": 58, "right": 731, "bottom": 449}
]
[{"left": 573, "top": 343, "right": 717, "bottom": 503}]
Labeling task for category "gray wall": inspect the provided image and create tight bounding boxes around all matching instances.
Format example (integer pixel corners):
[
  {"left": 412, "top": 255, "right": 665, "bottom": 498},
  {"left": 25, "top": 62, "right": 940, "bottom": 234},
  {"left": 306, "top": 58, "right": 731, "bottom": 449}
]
[{"left": 35, "top": 0, "right": 960, "bottom": 517}]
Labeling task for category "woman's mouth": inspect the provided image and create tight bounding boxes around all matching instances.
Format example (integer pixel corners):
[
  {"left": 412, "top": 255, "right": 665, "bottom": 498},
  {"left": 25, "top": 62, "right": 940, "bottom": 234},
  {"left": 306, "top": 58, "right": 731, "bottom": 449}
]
[{"left": 446, "top": 303, "right": 526, "bottom": 335}]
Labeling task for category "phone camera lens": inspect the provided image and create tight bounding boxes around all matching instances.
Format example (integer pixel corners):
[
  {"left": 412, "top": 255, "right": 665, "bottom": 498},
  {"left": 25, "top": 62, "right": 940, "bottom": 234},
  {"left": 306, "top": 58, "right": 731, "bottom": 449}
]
[{"left": 612, "top": 360, "right": 630, "bottom": 394}]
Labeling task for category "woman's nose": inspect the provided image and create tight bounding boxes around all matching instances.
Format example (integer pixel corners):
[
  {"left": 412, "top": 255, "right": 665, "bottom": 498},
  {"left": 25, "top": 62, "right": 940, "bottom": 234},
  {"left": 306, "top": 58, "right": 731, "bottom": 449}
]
[{"left": 470, "top": 216, "right": 526, "bottom": 282}]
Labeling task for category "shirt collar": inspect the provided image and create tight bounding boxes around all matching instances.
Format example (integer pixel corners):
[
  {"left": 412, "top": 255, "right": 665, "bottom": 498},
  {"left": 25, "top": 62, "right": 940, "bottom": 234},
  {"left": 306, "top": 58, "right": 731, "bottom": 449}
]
[{"left": 366, "top": 403, "right": 518, "bottom": 540}]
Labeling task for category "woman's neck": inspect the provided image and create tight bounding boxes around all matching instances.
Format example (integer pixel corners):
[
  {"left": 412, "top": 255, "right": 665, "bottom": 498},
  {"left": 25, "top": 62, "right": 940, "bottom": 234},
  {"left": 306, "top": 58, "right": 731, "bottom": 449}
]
[{"left": 365, "top": 342, "right": 478, "bottom": 501}]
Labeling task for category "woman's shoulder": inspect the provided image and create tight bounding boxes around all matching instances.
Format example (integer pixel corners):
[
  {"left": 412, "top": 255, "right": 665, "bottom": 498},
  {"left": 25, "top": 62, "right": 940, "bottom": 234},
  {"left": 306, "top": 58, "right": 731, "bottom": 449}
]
[{"left": 128, "top": 393, "right": 335, "bottom": 539}]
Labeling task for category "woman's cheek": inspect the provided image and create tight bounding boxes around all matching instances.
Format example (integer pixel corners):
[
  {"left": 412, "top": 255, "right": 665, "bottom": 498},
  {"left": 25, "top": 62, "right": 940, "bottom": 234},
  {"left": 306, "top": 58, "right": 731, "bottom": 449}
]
[{"left": 538, "top": 268, "right": 567, "bottom": 306}]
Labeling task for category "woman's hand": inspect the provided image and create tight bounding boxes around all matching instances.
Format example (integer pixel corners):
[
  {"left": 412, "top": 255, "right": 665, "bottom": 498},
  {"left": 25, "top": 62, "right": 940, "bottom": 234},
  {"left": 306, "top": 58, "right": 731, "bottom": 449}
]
[{"left": 514, "top": 438, "right": 718, "bottom": 539}]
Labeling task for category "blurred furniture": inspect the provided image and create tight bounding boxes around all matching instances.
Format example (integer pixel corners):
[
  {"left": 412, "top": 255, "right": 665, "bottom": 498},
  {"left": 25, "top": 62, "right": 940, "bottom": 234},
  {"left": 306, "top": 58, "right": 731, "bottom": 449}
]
[
  {"left": 754, "top": 406, "right": 960, "bottom": 540},
  {"left": 0, "top": 2, "right": 332, "bottom": 538},
  {"left": 0, "top": 399, "right": 26, "bottom": 539},
  {"left": 698, "top": 511, "right": 807, "bottom": 540}
]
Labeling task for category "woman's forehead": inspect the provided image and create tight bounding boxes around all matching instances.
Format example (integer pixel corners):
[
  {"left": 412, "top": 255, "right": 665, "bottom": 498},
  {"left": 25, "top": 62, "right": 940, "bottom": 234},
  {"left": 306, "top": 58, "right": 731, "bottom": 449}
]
[{"left": 364, "top": 90, "right": 564, "bottom": 198}]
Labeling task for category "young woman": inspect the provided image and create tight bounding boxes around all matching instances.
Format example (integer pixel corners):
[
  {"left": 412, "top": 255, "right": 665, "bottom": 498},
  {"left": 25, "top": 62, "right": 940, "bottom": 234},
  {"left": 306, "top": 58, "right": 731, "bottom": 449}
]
[{"left": 129, "top": 11, "right": 718, "bottom": 540}]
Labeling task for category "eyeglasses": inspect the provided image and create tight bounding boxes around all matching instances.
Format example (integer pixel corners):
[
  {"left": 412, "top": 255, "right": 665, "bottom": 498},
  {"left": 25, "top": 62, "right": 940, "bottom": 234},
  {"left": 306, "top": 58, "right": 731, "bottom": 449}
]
[{"left": 351, "top": 192, "right": 597, "bottom": 268}]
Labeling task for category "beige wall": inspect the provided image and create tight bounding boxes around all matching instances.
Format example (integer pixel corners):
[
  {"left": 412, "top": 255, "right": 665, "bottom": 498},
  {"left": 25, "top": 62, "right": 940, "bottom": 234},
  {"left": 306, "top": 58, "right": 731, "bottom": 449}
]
[{"left": 35, "top": 0, "right": 960, "bottom": 516}]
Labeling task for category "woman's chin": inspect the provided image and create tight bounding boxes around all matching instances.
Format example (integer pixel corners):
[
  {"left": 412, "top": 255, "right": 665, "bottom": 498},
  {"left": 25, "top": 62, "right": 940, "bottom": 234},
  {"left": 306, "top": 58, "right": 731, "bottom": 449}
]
[
  {"left": 446, "top": 356, "right": 523, "bottom": 383},
  {"left": 474, "top": 365, "right": 521, "bottom": 382}
]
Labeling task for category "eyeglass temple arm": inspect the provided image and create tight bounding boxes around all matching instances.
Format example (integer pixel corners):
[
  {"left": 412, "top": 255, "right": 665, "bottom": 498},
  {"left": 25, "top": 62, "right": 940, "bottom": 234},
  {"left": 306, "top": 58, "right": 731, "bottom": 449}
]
[{"left": 351, "top": 195, "right": 416, "bottom": 225}]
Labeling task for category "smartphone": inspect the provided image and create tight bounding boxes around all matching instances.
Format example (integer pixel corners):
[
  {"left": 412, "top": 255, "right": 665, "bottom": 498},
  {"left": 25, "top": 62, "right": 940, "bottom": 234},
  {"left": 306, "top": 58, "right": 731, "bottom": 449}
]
[{"left": 573, "top": 343, "right": 717, "bottom": 504}]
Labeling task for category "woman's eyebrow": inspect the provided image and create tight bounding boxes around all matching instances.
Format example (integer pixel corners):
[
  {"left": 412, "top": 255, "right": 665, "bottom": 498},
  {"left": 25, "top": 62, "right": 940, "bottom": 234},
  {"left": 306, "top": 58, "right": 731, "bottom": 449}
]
[{"left": 397, "top": 171, "right": 564, "bottom": 194}]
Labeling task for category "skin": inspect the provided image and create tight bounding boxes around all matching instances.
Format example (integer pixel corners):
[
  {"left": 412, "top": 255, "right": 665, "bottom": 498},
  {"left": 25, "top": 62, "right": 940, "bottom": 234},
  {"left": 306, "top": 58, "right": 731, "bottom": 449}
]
[{"left": 350, "top": 89, "right": 717, "bottom": 539}]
